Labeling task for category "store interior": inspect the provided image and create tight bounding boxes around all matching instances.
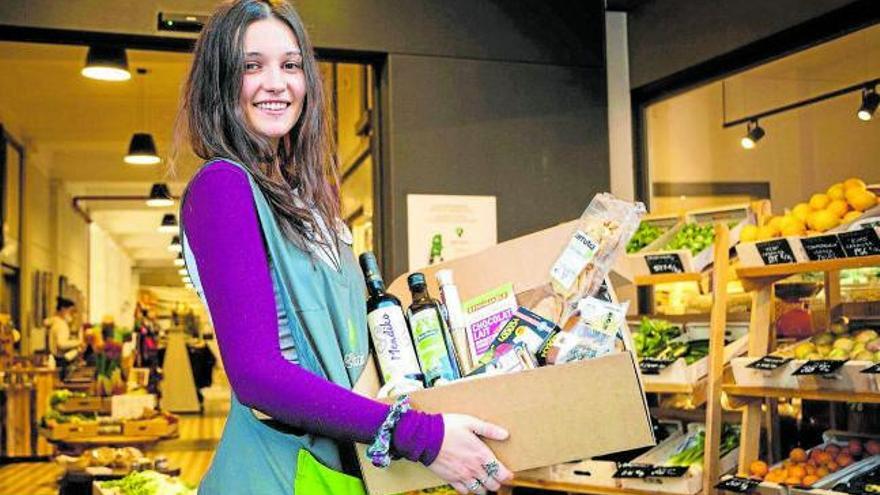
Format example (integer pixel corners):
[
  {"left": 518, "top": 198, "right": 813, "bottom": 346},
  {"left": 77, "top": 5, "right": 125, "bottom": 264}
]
[{"left": 0, "top": 3, "right": 877, "bottom": 495}]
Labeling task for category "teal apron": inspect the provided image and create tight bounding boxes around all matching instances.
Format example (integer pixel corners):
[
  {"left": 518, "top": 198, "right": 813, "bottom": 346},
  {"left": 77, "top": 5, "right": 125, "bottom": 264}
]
[{"left": 182, "top": 159, "right": 370, "bottom": 494}]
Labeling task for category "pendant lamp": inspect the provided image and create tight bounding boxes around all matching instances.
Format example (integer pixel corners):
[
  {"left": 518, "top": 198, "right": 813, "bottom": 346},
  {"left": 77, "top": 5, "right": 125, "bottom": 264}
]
[
  {"left": 146, "top": 183, "right": 173, "bottom": 207},
  {"left": 158, "top": 213, "right": 179, "bottom": 234},
  {"left": 82, "top": 46, "right": 131, "bottom": 81},
  {"left": 168, "top": 235, "right": 182, "bottom": 253},
  {"left": 124, "top": 133, "right": 161, "bottom": 165},
  {"left": 174, "top": 253, "right": 185, "bottom": 267}
]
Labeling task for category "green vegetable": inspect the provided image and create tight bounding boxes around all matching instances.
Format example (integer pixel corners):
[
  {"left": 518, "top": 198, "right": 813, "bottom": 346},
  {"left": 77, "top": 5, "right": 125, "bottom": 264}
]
[
  {"left": 627, "top": 222, "right": 668, "bottom": 253},
  {"left": 665, "top": 424, "right": 739, "bottom": 467},
  {"left": 99, "top": 470, "right": 195, "bottom": 495},
  {"left": 664, "top": 223, "right": 715, "bottom": 255}
]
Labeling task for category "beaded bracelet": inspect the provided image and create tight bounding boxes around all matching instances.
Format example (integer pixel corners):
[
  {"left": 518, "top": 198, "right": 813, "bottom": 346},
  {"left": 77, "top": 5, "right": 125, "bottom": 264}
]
[{"left": 366, "top": 395, "right": 411, "bottom": 468}]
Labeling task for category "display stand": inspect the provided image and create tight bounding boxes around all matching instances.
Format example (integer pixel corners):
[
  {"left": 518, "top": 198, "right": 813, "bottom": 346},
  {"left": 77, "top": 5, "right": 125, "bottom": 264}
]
[
  {"left": 501, "top": 223, "right": 734, "bottom": 495},
  {"left": 724, "top": 255, "right": 880, "bottom": 476}
]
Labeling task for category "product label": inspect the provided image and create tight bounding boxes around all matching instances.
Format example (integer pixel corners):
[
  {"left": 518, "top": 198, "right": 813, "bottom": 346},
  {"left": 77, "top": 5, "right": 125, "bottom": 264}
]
[
  {"left": 756, "top": 239, "right": 796, "bottom": 265},
  {"left": 463, "top": 283, "right": 518, "bottom": 361},
  {"left": 792, "top": 359, "right": 847, "bottom": 376},
  {"left": 639, "top": 358, "right": 674, "bottom": 375},
  {"left": 550, "top": 230, "right": 599, "bottom": 291},
  {"left": 367, "top": 307, "right": 422, "bottom": 384},
  {"left": 800, "top": 235, "right": 845, "bottom": 261},
  {"left": 645, "top": 253, "right": 685, "bottom": 274},
  {"left": 409, "top": 309, "right": 456, "bottom": 385},
  {"left": 747, "top": 355, "right": 791, "bottom": 371},
  {"left": 715, "top": 476, "right": 760, "bottom": 493},
  {"left": 838, "top": 228, "right": 880, "bottom": 257},
  {"left": 476, "top": 307, "right": 557, "bottom": 366}
]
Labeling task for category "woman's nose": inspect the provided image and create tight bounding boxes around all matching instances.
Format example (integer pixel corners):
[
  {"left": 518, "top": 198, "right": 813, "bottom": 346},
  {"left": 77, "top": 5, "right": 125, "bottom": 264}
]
[{"left": 263, "top": 66, "right": 285, "bottom": 93}]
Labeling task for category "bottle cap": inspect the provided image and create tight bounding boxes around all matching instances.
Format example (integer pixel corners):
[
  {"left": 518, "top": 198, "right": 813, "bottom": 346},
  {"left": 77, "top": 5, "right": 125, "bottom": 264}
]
[
  {"left": 435, "top": 269, "right": 454, "bottom": 286},
  {"left": 359, "top": 252, "right": 381, "bottom": 281},
  {"left": 407, "top": 272, "right": 427, "bottom": 289}
]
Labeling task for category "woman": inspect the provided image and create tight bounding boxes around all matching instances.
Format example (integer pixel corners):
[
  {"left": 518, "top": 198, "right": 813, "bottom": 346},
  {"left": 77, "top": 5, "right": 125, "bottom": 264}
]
[{"left": 176, "top": 1, "right": 513, "bottom": 493}]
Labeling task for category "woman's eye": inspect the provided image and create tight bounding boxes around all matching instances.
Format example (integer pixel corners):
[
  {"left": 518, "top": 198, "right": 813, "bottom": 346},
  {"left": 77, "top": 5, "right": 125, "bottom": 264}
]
[
  {"left": 244, "top": 62, "right": 260, "bottom": 71},
  {"left": 284, "top": 61, "right": 302, "bottom": 70}
]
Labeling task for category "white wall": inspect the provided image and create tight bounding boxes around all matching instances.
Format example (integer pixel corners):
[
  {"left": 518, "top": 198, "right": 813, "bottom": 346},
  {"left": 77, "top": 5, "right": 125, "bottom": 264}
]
[{"left": 89, "top": 222, "right": 136, "bottom": 328}]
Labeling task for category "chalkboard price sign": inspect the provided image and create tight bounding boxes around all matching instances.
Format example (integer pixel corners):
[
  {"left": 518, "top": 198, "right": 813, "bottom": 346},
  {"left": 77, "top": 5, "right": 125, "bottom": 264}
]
[
  {"left": 756, "top": 239, "right": 796, "bottom": 265},
  {"left": 647, "top": 466, "right": 689, "bottom": 478},
  {"left": 792, "top": 359, "right": 847, "bottom": 376},
  {"left": 800, "top": 234, "right": 845, "bottom": 261},
  {"left": 645, "top": 254, "right": 685, "bottom": 274},
  {"left": 860, "top": 362, "right": 880, "bottom": 374},
  {"left": 715, "top": 476, "right": 761, "bottom": 493},
  {"left": 838, "top": 229, "right": 880, "bottom": 258},
  {"left": 747, "top": 355, "right": 792, "bottom": 371},
  {"left": 640, "top": 358, "right": 675, "bottom": 375},
  {"left": 613, "top": 465, "right": 652, "bottom": 479}
]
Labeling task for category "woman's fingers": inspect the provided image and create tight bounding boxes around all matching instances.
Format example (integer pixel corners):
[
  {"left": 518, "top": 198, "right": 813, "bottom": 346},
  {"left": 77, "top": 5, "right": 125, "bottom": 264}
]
[
  {"left": 468, "top": 417, "right": 509, "bottom": 441},
  {"left": 449, "top": 481, "right": 468, "bottom": 495}
]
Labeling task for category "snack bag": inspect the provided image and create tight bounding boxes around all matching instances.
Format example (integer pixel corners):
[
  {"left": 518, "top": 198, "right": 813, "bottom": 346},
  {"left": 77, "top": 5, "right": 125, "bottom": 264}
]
[
  {"left": 549, "top": 193, "right": 645, "bottom": 325},
  {"left": 539, "top": 297, "right": 630, "bottom": 365}
]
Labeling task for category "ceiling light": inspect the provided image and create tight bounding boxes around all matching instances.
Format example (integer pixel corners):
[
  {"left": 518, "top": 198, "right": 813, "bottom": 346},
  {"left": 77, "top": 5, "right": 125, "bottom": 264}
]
[
  {"left": 174, "top": 254, "right": 185, "bottom": 267},
  {"left": 182, "top": 276, "right": 192, "bottom": 284},
  {"left": 858, "top": 87, "right": 879, "bottom": 121},
  {"left": 185, "top": 282, "right": 195, "bottom": 290},
  {"left": 146, "top": 183, "right": 174, "bottom": 207},
  {"left": 178, "top": 267, "right": 188, "bottom": 275},
  {"left": 158, "top": 213, "right": 179, "bottom": 233},
  {"left": 168, "top": 235, "right": 182, "bottom": 253},
  {"left": 124, "top": 133, "right": 161, "bottom": 165},
  {"left": 81, "top": 46, "right": 131, "bottom": 81},
  {"left": 741, "top": 120, "right": 765, "bottom": 149}
]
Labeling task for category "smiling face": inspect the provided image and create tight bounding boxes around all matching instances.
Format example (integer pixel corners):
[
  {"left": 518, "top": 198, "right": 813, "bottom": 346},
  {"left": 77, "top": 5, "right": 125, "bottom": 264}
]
[{"left": 239, "top": 17, "right": 306, "bottom": 146}]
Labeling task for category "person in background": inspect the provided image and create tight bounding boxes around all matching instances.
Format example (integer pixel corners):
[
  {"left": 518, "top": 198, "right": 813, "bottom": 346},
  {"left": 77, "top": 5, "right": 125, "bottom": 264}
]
[
  {"left": 47, "top": 297, "right": 81, "bottom": 377},
  {"left": 175, "top": 1, "right": 513, "bottom": 493}
]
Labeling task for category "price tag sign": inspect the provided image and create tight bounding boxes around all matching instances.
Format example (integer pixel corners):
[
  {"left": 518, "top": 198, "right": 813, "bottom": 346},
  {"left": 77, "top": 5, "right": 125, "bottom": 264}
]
[
  {"left": 645, "top": 254, "right": 685, "bottom": 274},
  {"left": 838, "top": 229, "right": 880, "bottom": 257},
  {"left": 756, "top": 239, "right": 797, "bottom": 265},
  {"left": 715, "top": 476, "right": 761, "bottom": 493},
  {"left": 647, "top": 466, "right": 689, "bottom": 478},
  {"left": 800, "top": 234, "right": 846, "bottom": 261},
  {"left": 640, "top": 358, "right": 675, "bottom": 375},
  {"left": 860, "top": 362, "right": 880, "bottom": 374},
  {"left": 747, "top": 355, "right": 792, "bottom": 371},
  {"left": 792, "top": 359, "right": 847, "bottom": 376},
  {"left": 613, "top": 464, "right": 652, "bottom": 479}
]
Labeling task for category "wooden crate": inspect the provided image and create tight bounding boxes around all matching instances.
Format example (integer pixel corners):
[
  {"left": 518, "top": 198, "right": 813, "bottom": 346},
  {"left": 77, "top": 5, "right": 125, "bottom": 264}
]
[
  {"left": 57, "top": 396, "right": 112, "bottom": 414},
  {"left": 122, "top": 418, "right": 177, "bottom": 438},
  {"left": 42, "top": 421, "right": 100, "bottom": 440}
]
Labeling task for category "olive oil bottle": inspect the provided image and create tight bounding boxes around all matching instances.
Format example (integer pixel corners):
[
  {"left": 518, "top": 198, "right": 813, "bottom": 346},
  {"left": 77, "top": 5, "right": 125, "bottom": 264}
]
[{"left": 406, "top": 273, "right": 461, "bottom": 386}]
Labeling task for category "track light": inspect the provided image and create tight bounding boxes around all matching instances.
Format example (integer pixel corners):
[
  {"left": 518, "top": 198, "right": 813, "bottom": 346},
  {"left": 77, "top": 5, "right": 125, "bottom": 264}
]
[
  {"left": 146, "top": 183, "right": 173, "bottom": 207},
  {"left": 81, "top": 46, "right": 131, "bottom": 81},
  {"left": 741, "top": 120, "right": 765, "bottom": 149},
  {"left": 158, "top": 213, "right": 179, "bottom": 233},
  {"left": 858, "top": 87, "right": 879, "bottom": 121},
  {"left": 174, "top": 253, "right": 185, "bottom": 267},
  {"left": 168, "top": 235, "right": 182, "bottom": 253}
]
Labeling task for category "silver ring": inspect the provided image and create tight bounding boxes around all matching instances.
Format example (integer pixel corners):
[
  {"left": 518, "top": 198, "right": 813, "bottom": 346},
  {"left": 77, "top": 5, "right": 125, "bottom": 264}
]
[
  {"left": 483, "top": 459, "right": 500, "bottom": 478},
  {"left": 466, "top": 479, "right": 483, "bottom": 492}
]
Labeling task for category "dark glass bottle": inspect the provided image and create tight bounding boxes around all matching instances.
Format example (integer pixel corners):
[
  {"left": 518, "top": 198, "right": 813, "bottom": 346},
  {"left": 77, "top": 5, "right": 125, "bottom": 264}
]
[
  {"left": 359, "top": 252, "right": 422, "bottom": 386},
  {"left": 406, "top": 272, "right": 461, "bottom": 386}
]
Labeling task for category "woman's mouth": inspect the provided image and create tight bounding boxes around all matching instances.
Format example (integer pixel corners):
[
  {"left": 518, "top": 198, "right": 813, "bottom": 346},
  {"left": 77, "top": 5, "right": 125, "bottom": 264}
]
[{"left": 254, "top": 101, "right": 291, "bottom": 115}]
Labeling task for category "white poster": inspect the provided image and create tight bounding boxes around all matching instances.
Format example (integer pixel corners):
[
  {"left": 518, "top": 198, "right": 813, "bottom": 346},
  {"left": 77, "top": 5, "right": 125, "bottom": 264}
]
[{"left": 407, "top": 194, "right": 497, "bottom": 272}]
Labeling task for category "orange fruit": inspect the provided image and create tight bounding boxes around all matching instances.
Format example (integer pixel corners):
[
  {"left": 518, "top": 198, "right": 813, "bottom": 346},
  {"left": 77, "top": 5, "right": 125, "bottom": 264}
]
[
  {"left": 837, "top": 454, "right": 854, "bottom": 467},
  {"left": 809, "top": 193, "right": 831, "bottom": 210},
  {"left": 792, "top": 203, "right": 812, "bottom": 222},
  {"left": 848, "top": 189, "right": 877, "bottom": 212},
  {"left": 802, "top": 475, "right": 820, "bottom": 486},
  {"left": 827, "top": 183, "right": 846, "bottom": 200},
  {"left": 843, "top": 178, "right": 867, "bottom": 191},
  {"left": 843, "top": 210, "right": 863, "bottom": 223},
  {"left": 826, "top": 199, "right": 849, "bottom": 218},
  {"left": 826, "top": 445, "right": 841, "bottom": 456},
  {"left": 816, "top": 467, "right": 830, "bottom": 478},
  {"left": 790, "top": 448, "right": 809, "bottom": 463},
  {"left": 785, "top": 476, "right": 803, "bottom": 486},
  {"left": 789, "top": 465, "right": 807, "bottom": 479},
  {"left": 805, "top": 464, "right": 817, "bottom": 476},
  {"left": 827, "top": 461, "right": 840, "bottom": 472},
  {"left": 817, "top": 451, "right": 833, "bottom": 464},
  {"left": 750, "top": 460, "right": 769, "bottom": 478}
]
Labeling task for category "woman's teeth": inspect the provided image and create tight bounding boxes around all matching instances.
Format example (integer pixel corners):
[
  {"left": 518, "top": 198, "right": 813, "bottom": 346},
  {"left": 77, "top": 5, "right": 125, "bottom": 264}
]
[{"left": 256, "top": 102, "right": 289, "bottom": 111}]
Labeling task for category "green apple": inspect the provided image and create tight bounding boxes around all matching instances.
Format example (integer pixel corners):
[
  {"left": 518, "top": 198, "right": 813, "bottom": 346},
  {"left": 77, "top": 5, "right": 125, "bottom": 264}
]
[
  {"left": 794, "top": 342, "right": 817, "bottom": 360},
  {"left": 853, "top": 350, "right": 875, "bottom": 361},
  {"left": 855, "top": 330, "right": 879, "bottom": 343},
  {"left": 828, "top": 348, "right": 849, "bottom": 360},
  {"left": 833, "top": 337, "right": 855, "bottom": 352}
]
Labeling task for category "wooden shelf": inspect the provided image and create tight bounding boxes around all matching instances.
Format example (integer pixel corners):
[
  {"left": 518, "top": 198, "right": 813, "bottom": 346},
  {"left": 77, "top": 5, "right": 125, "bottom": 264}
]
[
  {"left": 635, "top": 272, "right": 704, "bottom": 286},
  {"left": 503, "top": 478, "right": 685, "bottom": 495},
  {"left": 736, "top": 255, "right": 880, "bottom": 288},
  {"left": 722, "top": 384, "right": 880, "bottom": 404}
]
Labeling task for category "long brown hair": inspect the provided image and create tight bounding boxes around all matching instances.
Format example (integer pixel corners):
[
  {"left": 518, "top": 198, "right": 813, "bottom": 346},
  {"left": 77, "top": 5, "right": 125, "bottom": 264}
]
[{"left": 174, "top": 0, "right": 339, "bottom": 249}]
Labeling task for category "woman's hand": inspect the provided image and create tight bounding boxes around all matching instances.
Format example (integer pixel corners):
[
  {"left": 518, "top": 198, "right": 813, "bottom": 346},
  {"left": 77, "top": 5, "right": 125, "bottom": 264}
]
[{"left": 426, "top": 414, "right": 514, "bottom": 494}]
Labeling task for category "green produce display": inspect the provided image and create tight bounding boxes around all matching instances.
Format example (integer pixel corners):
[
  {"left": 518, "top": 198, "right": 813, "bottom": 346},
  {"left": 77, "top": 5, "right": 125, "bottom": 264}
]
[
  {"left": 785, "top": 328, "right": 880, "bottom": 362},
  {"left": 663, "top": 223, "right": 715, "bottom": 255},
  {"left": 626, "top": 222, "right": 667, "bottom": 253},
  {"left": 99, "top": 470, "right": 195, "bottom": 495},
  {"left": 632, "top": 317, "right": 709, "bottom": 365},
  {"left": 665, "top": 424, "right": 740, "bottom": 467}
]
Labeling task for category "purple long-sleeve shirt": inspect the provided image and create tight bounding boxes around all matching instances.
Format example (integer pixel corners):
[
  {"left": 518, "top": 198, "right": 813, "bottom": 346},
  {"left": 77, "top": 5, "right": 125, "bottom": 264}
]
[{"left": 181, "top": 160, "right": 443, "bottom": 465}]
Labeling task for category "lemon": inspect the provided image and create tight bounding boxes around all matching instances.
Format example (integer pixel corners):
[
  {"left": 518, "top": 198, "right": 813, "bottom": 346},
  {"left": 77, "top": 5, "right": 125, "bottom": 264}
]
[
  {"left": 809, "top": 193, "right": 831, "bottom": 211},
  {"left": 792, "top": 203, "right": 811, "bottom": 222},
  {"left": 740, "top": 225, "right": 759, "bottom": 242},
  {"left": 842, "top": 210, "right": 862, "bottom": 223},
  {"left": 757, "top": 225, "right": 780, "bottom": 240},
  {"left": 827, "top": 183, "right": 846, "bottom": 201},
  {"left": 826, "top": 199, "right": 849, "bottom": 218},
  {"left": 767, "top": 216, "right": 785, "bottom": 232},
  {"left": 843, "top": 178, "right": 867, "bottom": 192},
  {"left": 848, "top": 189, "right": 877, "bottom": 212},
  {"left": 779, "top": 216, "right": 806, "bottom": 236},
  {"left": 807, "top": 209, "right": 840, "bottom": 232}
]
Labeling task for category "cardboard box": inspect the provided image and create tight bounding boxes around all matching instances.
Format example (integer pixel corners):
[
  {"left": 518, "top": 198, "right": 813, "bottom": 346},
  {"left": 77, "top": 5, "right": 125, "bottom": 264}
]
[{"left": 355, "top": 218, "right": 654, "bottom": 495}]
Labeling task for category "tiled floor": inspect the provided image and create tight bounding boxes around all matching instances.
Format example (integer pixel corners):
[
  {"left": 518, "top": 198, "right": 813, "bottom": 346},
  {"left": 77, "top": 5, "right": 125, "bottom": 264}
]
[{"left": 0, "top": 386, "right": 230, "bottom": 495}]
